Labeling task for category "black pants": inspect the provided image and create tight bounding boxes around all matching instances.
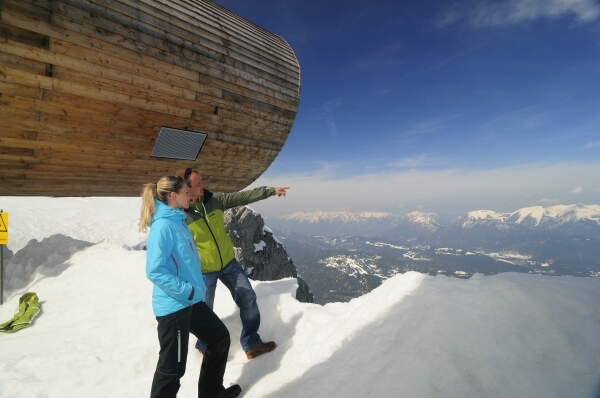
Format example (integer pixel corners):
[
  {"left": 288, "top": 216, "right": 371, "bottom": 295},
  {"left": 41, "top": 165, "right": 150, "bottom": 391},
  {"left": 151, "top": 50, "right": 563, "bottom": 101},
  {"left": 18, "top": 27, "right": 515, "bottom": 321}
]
[{"left": 150, "top": 301, "right": 230, "bottom": 398}]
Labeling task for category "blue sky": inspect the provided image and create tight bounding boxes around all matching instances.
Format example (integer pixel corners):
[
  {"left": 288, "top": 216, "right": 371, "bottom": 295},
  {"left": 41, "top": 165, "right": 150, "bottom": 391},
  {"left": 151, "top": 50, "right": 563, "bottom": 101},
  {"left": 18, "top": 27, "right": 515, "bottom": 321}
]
[{"left": 215, "top": 0, "right": 600, "bottom": 217}]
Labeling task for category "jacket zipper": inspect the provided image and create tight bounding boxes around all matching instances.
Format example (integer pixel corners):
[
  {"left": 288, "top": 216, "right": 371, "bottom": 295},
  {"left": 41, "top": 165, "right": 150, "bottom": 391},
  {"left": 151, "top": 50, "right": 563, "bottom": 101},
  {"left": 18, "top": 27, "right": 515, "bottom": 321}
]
[
  {"left": 202, "top": 216, "right": 225, "bottom": 270},
  {"left": 177, "top": 328, "right": 181, "bottom": 363}
]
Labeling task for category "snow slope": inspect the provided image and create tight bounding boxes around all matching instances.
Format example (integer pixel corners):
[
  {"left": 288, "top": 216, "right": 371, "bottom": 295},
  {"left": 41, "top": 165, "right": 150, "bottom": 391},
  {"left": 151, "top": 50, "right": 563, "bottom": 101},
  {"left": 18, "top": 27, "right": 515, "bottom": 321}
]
[{"left": 0, "top": 197, "right": 599, "bottom": 398}]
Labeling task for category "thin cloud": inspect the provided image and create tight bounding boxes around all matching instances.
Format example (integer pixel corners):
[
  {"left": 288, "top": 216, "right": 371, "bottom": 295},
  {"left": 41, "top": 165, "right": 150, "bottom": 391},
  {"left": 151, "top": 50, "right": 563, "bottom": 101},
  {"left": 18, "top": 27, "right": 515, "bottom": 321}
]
[
  {"left": 438, "top": 0, "right": 600, "bottom": 28},
  {"left": 426, "top": 43, "right": 487, "bottom": 71},
  {"left": 478, "top": 106, "right": 556, "bottom": 136},
  {"left": 570, "top": 186, "right": 583, "bottom": 193},
  {"left": 315, "top": 100, "right": 342, "bottom": 137},
  {"left": 539, "top": 197, "right": 561, "bottom": 204},
  {"left": 434, "top": 5, "right": 463, "bottom": 29},
  {"left": 398, "top": 114, "right": 462, "bottom": 138},
  {"left": 387, "top": 154, "right": 459, "bottom": 169},
  {"left": 585, "top": 141, "right": 600, "bottom": 149},
  {"left": 353, "top": 42, "right": 404, "bottom": 72}
]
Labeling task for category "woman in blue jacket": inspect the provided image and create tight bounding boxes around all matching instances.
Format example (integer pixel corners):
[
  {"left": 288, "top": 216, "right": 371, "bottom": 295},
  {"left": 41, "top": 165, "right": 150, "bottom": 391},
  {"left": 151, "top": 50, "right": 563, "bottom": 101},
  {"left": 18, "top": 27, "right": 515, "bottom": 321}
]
[{"left": 140, "top": 175, "right": 241, "bottom": 398}]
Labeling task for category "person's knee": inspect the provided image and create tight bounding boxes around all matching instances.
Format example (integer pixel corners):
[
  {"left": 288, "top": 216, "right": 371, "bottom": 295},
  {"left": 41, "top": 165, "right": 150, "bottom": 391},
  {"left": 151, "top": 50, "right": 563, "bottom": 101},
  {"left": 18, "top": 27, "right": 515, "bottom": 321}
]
[
  {"left": 235, "top": 286, "right": 257, "bottom": 308},
  {"left": 210, "top": 327, "right": 231, "bottom": 351},
  {"left": 235, "top": 271, "right": 253, "bottom": 290},
  {"left": 221, "top": 326, "right": 231, "bottom": 344}
]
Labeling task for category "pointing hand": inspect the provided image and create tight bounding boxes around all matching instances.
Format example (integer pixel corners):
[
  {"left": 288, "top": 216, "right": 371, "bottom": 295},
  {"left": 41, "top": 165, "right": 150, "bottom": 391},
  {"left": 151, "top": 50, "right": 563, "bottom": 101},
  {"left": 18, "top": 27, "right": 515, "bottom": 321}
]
[{"left": 275, "top": 187, "right": 289, "bottom": 197}]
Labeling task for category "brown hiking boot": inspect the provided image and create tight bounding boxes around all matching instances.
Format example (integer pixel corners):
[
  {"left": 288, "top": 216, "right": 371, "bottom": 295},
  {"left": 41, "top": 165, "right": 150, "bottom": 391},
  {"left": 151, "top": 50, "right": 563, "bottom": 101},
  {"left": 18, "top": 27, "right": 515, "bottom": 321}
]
[{"left": 245, "top": 341, "right": 277, "bottom": 359}]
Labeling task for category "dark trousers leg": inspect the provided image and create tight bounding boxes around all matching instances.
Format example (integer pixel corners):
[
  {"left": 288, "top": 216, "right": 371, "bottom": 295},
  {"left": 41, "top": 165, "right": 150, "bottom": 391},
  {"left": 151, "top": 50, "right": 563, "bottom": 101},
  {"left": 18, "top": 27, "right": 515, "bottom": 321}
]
[
  {"left": 150, "top": 307, "right": 191, "bottom": 398},
  {"left": 189, "top": 301, "right": 231, "bottom": 398}
]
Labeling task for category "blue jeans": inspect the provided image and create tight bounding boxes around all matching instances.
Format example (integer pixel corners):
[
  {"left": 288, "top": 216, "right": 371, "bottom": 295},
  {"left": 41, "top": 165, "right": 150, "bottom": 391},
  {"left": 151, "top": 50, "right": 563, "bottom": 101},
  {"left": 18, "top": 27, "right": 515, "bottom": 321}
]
[{"left": 195, "top": 259, "right": 262, "bottom": 352}]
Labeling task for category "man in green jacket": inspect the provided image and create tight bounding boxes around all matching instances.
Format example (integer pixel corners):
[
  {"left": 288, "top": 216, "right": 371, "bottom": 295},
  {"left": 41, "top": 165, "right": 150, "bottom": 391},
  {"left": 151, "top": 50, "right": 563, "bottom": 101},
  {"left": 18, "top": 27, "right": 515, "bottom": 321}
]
[{"left": 176, "top": 167, "right": 289, "bottom": 360}]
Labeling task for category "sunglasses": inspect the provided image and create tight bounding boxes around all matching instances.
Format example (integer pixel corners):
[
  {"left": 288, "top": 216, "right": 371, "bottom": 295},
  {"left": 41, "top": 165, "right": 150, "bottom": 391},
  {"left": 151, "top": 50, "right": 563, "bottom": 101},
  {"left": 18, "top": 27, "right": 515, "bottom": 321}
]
[{"left": 183, "top": 167, "right": 193, "bottom": 181}]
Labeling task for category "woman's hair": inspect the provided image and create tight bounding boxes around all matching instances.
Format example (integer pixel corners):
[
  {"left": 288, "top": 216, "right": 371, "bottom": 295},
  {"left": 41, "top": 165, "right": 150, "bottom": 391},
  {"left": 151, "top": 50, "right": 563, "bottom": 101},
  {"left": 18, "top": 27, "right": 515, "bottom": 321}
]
[{"left": 139, "top": 175, "right": 186, "bottom": 232}]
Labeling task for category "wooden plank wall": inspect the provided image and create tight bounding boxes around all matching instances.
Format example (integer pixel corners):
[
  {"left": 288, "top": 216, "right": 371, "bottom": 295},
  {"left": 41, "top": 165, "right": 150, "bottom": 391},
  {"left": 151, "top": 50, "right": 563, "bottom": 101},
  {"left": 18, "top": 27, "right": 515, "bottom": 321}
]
[{"left": 0, "top": 0, "right": 301, "bottom": 196}]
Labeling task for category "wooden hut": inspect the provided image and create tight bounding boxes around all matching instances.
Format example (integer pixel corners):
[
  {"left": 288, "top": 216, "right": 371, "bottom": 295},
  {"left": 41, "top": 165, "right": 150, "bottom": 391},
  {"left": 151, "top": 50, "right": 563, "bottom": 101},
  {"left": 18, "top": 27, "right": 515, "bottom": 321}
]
[{"left": 0, "top": 0, "right": 300, "bottom": 196}]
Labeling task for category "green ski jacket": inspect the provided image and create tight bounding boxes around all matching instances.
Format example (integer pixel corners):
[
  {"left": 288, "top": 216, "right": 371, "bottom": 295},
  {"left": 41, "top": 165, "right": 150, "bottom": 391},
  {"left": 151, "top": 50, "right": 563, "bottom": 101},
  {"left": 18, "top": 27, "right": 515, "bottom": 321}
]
[
  {"left": 185, "top": 187, "right": 275, "bottom": 274},
  {"left": 0, "top": 292, "right": 41, "bottom": 333}
]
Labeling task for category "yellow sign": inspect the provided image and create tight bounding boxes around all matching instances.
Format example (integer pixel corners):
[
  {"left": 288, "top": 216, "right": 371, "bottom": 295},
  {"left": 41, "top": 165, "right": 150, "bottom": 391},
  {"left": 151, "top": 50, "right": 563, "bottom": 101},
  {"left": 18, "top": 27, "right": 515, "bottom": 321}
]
[{"left": 0, "top": 212, "right": 7, "bottom": 245}]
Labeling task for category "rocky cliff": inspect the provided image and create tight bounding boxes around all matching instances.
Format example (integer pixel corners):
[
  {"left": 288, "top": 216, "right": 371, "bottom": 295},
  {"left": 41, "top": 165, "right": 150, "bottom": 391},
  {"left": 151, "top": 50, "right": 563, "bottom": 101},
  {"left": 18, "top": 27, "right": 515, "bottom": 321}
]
[{"left": 224, "top": 206, "right": 314, "bottom": 303}]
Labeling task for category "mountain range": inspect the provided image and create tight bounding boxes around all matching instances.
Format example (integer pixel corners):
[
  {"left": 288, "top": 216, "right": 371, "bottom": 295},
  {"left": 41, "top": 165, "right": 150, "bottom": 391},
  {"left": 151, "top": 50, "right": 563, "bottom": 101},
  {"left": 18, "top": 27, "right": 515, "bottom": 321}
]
[
  {"left": 265, "top": 210, "right": 403, "bottom": 236},
  {"left": 267, "top": 204, "right": 600, "bottom": 239},
  {"left": 266, "top": 204, "right": 600, "bottom": 304}
]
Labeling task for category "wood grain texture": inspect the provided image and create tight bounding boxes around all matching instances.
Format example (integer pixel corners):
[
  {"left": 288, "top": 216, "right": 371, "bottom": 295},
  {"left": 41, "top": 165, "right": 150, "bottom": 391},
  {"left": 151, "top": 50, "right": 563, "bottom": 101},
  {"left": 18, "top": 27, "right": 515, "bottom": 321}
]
[{"left": 0, "top": 0, "right": 300, "bottom": 196}]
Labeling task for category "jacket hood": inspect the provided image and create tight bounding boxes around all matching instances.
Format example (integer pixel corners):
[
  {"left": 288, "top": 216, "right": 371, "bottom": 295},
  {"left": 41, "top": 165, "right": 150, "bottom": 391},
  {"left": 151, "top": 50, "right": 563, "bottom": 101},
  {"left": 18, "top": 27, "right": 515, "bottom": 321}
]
[{"left": 151, "top": 199, "right": 186, "bottom": 225}]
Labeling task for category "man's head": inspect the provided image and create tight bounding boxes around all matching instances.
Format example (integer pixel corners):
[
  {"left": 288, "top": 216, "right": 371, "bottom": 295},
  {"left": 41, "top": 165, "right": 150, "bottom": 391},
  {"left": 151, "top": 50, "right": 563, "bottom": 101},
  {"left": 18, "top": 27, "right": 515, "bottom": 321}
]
[{"left": 175, "top": 167, "right": 205, "bottom": 201}]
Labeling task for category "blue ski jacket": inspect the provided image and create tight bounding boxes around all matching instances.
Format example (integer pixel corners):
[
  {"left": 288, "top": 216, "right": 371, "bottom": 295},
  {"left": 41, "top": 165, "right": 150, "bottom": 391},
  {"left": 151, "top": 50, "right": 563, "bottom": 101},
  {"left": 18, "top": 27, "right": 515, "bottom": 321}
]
[{"left": 145, "top": 200, "right": 206, "bottom": 316}]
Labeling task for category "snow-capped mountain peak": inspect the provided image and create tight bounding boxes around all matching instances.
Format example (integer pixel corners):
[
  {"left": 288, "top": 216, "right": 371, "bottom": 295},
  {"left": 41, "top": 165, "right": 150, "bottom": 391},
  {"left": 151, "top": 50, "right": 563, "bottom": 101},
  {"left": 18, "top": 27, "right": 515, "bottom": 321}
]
[
  {"left": 405, "top": 211, "right": 441, "bottom": 232},
  {"left": 406, "top": 210, "right": 437, "bottom": 220},
  {"left": 544, "top": 204, "right": 600, "bottom": 223},
  {"left": 507, "top": 206, "right": 545, "bottom": 226},
  {"left": 278, "top": 211, "right": 400, "bottom": 224},
  {"left": 459, "top": 204, "right": 600, "bottom": 230},
  {"left": 461, "top": 210, "right": 506, "bottom": 228},
  {"left": 504, "top": 204, "right": 600, "bottom": 227}
]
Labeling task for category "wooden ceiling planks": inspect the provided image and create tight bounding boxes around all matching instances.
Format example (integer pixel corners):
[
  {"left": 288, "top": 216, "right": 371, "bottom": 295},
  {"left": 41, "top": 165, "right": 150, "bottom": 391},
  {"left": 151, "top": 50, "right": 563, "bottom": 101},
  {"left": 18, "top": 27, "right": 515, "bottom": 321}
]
[{"left": 0, "top": 0, "right": 300, "bottom": 196}]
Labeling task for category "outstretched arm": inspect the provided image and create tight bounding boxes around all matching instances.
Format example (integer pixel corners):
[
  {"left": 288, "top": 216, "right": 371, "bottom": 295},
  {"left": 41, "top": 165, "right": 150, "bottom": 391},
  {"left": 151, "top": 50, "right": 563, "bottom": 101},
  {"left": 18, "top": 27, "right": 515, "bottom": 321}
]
[
  {"left": 216, "top": 186, "right": 288, "bottom": 208},
  {"left": 275, "top": 187, "right": 290, "bottom": 197}
]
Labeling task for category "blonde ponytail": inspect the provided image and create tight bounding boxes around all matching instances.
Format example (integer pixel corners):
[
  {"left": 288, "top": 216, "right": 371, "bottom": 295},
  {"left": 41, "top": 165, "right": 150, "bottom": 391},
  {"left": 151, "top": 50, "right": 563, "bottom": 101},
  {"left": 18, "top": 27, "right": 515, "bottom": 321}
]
[
  {"left": 139, "top": 183, "right": 157, "bottom": 232},
  {"left": 138, "top": 176, "right": 186, "bottom": 232}
]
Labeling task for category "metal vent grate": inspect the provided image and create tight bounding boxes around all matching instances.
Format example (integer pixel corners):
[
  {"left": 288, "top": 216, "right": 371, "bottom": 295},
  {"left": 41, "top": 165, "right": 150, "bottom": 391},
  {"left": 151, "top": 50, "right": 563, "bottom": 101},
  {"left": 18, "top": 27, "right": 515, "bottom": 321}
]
[{"left": 151, "top": 127, "right": 207, "bottom": 160}]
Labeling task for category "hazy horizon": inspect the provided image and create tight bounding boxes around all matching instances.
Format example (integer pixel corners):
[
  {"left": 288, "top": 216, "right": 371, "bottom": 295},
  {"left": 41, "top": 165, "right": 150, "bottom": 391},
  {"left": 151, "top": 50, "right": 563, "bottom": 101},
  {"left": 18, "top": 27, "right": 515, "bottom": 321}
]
[{"left": 247, "top": 161, "right": 600, "bottom": 218}]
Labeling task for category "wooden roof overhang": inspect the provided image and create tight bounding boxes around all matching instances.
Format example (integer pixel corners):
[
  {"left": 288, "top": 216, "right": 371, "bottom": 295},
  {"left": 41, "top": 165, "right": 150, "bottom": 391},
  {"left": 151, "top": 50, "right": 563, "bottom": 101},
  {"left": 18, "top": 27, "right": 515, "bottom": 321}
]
[{"left": 0, "top": 0, "right": 300, "bottom": 196}]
